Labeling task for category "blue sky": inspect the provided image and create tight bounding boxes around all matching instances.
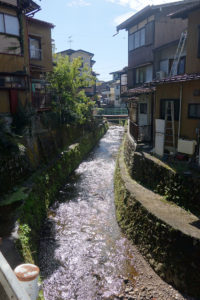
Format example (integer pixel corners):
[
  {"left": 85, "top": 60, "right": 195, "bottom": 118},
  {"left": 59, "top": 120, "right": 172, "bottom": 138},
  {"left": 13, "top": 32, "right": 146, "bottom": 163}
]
[{"left": 35, "top": 0, "right": 183, "bottom": 81}]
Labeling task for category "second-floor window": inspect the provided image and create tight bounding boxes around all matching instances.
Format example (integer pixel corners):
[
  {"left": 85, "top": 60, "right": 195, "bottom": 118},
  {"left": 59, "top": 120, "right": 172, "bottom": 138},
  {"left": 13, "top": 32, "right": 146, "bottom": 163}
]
[
  {"left": 29, "top": 37, "right": 41, "bottom": 60},
  {"left": 128, "top": 21, "right": 154, "bottom": 52},
  {"left": 0, "top": 13, "right": 19, "bottom": 36},
  {"left": 129, "top": 27, "right": 145, "bottom": 51}
]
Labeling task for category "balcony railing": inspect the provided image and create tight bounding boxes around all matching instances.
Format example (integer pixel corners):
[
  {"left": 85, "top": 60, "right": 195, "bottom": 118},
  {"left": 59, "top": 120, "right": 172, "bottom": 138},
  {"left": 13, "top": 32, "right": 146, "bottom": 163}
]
[
  {"left": 129, "top": 121, "right": 152, "bottom": 142},
  {"left": 32, "top": 92, "right": 52, "bottom": 111}
]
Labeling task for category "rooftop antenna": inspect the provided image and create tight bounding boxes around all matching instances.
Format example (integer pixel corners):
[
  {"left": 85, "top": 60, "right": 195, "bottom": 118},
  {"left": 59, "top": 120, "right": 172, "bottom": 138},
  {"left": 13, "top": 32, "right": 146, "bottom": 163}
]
[{"left": 68, "top": 36, "right": 73, "bottom": 49}]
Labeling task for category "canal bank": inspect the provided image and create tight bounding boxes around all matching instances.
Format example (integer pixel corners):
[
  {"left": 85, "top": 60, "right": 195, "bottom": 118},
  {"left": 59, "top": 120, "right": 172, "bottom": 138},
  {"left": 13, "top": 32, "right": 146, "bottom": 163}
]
[{"left": 114, "top": 130, "right": 200, "bottom": 299}]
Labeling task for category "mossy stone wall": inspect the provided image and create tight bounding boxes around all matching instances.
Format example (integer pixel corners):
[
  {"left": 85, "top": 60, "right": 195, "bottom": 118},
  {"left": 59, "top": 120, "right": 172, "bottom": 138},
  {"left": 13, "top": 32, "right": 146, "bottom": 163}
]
[{"left": 114, "top": 134, "right": 200, "bottom": 298}]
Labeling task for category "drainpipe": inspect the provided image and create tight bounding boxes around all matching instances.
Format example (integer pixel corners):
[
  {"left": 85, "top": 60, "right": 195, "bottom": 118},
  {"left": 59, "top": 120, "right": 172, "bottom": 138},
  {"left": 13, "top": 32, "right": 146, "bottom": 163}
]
[{"left": 178, "top": 83, "right": 183, "bottom": 140}]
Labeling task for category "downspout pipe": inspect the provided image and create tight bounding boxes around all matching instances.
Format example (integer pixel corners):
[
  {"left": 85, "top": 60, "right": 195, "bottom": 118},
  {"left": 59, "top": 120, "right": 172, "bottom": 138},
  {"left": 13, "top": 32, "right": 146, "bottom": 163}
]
[{"left": 178, "top": 83, "right": 183, "bottom": 140}]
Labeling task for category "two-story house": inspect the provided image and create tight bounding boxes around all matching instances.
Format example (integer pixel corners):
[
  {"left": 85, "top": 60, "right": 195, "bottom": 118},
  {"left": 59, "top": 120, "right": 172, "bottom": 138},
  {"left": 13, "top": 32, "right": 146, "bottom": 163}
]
[
  {"left": 117, "top": 0, "right": 194, "bottom": 143},
  {"left": 109, "top": 70, "right": 121, "bottom": 107},
  {"left": 0, "top": 0, "right": 54, "bottom": 117},
  {"left": 27, "top": 17, "right": 54, "bottom": 111},
  {"left": 57, "top": 49, "right": 97, "bottom": 99},
  {"left": 0, "top": 0, "right": 40, "bottom": 116},
  {"left": 153, "top": 1, "right": 200, "bottom": 158}
]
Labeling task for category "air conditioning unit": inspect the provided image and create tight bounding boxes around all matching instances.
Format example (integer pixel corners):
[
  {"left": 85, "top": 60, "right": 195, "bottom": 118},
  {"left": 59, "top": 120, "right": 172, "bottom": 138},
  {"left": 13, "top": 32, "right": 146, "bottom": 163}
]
[
  {"left": 177, "top": 139, "right": 197, "bottom": 155},
  {"left": 156, "top": 71, "right": 166, "bottom": 80}
]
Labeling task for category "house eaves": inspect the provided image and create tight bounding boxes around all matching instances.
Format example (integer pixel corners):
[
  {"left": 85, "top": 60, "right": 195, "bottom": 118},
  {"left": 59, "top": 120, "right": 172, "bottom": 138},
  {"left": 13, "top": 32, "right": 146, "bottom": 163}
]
[
  {"left": 116, "top": 0, "right": 197, "bottom": 31},
  {"left": 170, "top": 0, "right": 200, "bottom": 19},
  {"left": 27, "top": 16, "right": 55, "bottom": 28}
]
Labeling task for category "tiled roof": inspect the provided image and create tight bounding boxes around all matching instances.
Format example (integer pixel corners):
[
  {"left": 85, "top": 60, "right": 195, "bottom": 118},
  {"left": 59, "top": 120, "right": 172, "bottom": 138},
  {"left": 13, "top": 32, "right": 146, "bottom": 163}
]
[
  {"left": 153, "top": 73, "right": 200, "bottom": 85},
  {"left": 124, "top": 86, "right": 156, "bottom": 96}
]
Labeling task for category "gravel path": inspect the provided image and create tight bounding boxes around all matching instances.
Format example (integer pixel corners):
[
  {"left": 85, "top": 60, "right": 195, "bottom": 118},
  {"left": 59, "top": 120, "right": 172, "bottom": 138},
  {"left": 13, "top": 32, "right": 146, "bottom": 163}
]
[{"left": 106, "top": 244, "right": 196, "bottom": 300}]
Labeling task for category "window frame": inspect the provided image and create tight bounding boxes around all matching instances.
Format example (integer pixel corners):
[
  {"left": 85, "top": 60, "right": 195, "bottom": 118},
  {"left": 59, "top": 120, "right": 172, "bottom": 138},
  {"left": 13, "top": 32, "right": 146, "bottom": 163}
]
[
  {"left": 0, "top": 12, "right": 19, "bottom": 36},
  {"left": 140, "top": 103, "right": 147, "bottom": 114},
  {"left": 128, "top": 27, "right": 146, "bottom": 52},
  {"left": 188, "top": 103, "right": 200, "bottom": 119},
  {"left": 29, "top": 36, "right": 42, "bottom": 60}
]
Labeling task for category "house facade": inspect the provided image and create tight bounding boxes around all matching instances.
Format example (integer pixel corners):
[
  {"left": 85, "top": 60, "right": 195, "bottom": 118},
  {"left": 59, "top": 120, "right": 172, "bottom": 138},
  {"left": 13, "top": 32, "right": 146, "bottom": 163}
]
[
  {"left": 27, "top": 17, "right": 54, "bottom": 111},
  {"left": 117, "top": 1, "right": 193, "bottom": 142},
  {"left": 110, "top": 69, "right": 127, "bottom": 107},
  {"left": 0, "top": 0, "right": 54, "bottom": 116},
  {"left": 57, "top": 49, "right": 97, "bottom": 99},
  {"left": 154, "top": 1, "right": 200, "bottom": 158}
]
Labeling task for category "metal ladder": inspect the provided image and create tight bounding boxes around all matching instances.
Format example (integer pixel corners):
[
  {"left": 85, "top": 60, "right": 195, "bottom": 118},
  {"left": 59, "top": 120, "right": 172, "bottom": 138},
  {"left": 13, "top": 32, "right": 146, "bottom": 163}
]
[
  {"left": 164, "top": 101, "right": 175, "bottom": 153},
  {"left": 170, "top": 30, "right": 187, "bottom": 77}
]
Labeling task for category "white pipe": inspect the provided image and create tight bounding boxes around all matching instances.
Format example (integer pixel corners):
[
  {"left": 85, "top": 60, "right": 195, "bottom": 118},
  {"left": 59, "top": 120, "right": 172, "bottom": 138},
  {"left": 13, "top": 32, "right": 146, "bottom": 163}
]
[{"left": 178, "top": 84, "right": 183, "bottom": 140}]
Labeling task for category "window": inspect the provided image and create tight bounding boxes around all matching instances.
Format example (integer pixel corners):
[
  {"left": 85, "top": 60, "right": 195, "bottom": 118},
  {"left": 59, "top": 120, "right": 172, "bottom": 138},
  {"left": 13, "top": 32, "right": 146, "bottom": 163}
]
[
  {"left": 29, "top": 37, "right": 41, "bottom": 60},
  {"left": 160, "top": 59, "right": 169, "bottom": 75},
  {"left": 0, "top": 13, "right": 19, "bottom": 36},
  {"left": 128, "top": 27, "right": 146, "bottom": 51},
  {"left": 160, "top": 99, "right": 180, "bottom": 121},
  {"left": 177, "top": 56, "right": 186, "bottom": 75},
  {"left": 140, "top": 103, "right": 147, "bottom": 114},
  {"left": 0, "top": 75, "right": 26, "bottom": 88},
  {"left": 135, "top": 65, "right": 152, "bottom": 84},
  {"left": 136, "top": 67, "right": 145, "bottom": 84},
  {"left": 188, "top": 104, "right": 200, "bottom": 119}
]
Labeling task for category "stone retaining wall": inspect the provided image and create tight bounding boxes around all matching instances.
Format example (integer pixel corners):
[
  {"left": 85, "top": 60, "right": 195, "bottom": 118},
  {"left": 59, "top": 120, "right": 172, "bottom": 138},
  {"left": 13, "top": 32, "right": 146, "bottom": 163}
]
[
  {"left": 114, "top": 134, "right": 200, "bottom": 298},
  {"left": 127, "top": 144, "right": 200, "bottom": 217},
  {"left": 0, "top": 123, "right": 97, "bottom": 198}
]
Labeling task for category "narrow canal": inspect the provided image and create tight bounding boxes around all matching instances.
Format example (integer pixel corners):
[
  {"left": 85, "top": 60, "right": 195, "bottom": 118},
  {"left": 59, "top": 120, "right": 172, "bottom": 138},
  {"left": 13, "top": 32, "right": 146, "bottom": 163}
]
[{"left": 39, "top": 125, "right": 138, "bottom": 300}]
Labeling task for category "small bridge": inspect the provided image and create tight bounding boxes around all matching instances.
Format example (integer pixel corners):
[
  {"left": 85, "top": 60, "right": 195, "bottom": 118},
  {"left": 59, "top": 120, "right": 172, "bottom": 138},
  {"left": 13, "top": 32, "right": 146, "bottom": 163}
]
[{"left": 94, "top": 107, "right": 128, "bottom": 122}]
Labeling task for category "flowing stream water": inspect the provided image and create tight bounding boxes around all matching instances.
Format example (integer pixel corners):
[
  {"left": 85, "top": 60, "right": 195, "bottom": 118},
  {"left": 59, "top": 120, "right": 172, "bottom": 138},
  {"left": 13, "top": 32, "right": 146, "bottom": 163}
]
[{"left": 39, "top": 125, "right": 138, "bottom": 300}]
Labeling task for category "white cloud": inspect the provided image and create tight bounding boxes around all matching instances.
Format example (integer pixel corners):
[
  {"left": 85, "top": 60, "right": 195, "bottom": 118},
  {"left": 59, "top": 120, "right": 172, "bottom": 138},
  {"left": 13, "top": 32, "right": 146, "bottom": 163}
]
[
  {"left": 114, "top": 11, "right": 134, "bottom": 25},
  {"left": 67, "top": 0, "right": 91, "bottom": 7},
  {"left": 108, "top": 0, "right": 183, "bottom": 10}
]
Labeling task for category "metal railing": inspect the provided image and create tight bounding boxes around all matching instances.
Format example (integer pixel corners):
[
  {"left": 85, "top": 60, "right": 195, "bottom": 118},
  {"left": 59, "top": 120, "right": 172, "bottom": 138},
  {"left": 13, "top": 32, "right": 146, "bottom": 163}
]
[{"left": 96, "top": 107, "right": 128, "bottom": 116}]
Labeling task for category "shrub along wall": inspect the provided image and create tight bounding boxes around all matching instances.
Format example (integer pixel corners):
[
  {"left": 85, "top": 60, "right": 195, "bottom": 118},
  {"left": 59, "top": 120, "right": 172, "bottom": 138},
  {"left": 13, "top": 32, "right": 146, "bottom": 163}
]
[
  {"left": 17, "top": 122, "right": 108, "bottom": 264},
  {"left": 0, "top": 122, "right": 98, "bottom": 198},
  {"left": 114, "top": 134, "right": 200, "bottom": 298}
]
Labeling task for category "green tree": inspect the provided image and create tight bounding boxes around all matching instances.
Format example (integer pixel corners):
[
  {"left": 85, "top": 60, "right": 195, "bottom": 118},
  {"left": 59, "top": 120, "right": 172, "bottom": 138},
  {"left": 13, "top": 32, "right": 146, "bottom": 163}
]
[{"left": 49, "top": 55, "right": 95, "bottom": 125}]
